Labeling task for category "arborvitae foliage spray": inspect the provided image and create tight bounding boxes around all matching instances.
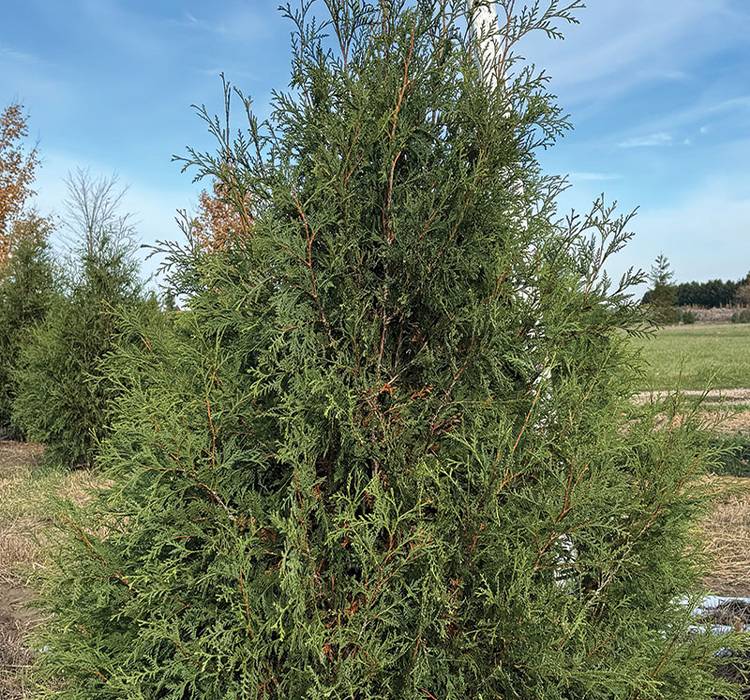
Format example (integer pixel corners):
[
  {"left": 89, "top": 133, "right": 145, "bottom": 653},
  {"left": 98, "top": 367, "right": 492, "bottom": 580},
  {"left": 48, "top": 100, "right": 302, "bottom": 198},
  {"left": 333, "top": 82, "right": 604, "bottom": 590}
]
[{"left": 34, "top": 2, "right": 741, "bottom": 697}]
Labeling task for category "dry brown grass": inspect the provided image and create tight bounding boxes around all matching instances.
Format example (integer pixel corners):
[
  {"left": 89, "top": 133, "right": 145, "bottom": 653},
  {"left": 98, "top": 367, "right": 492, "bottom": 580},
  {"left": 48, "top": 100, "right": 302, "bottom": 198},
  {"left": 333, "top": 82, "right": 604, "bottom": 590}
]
[
  {"left": 0, "top": 441, "right": 99, "bottom": 699},
  {"left": 0, "top": 589, "right": 36, "bottom": 700},
  {"left": 703, "top": 475, "right": 750, "bottom": 597},
  {"left": 714, "top": 410, "right": 750, "bottom": 436}
]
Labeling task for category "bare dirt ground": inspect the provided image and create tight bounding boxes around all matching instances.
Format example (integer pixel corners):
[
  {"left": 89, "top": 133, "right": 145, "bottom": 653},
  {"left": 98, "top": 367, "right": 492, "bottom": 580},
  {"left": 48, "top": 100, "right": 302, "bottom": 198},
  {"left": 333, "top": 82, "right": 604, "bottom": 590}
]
[
  {"left": 0, "top": 442, "right": 44, "bottom": 700},
  {"left": 635, "top": 388, "right": 750, "bottom": 409},
  {"left": 635, "top": 389, "right": 750, "bottom": 406}
]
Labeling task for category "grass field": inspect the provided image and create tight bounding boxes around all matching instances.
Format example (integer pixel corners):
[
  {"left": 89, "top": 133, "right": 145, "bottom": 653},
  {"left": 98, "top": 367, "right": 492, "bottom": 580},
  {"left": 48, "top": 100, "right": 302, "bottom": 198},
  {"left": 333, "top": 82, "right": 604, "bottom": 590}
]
[{"left": 637, "top": 323, "right": 750, "bottom": 391}]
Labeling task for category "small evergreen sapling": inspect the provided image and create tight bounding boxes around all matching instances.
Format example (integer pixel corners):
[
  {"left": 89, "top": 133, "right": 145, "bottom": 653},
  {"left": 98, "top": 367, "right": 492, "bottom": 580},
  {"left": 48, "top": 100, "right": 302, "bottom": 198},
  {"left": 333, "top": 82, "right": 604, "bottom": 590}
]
[
  {"left": 644, "top": 254, "right": 678, "bottom": 324},
  {"left": 34, "top": 2, "right": 741, "bottom": 698}
]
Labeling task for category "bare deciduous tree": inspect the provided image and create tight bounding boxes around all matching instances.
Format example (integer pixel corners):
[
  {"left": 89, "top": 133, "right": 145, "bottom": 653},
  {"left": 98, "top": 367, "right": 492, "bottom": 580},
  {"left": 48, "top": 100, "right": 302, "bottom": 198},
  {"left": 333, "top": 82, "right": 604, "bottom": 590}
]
[{"left": 62, "top": 167, "right": 136, "bottom": 261}]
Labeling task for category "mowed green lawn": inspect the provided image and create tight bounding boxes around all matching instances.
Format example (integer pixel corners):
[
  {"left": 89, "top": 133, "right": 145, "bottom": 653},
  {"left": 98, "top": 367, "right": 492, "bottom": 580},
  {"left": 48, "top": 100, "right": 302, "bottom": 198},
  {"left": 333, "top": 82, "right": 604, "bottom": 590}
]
[{"left": 637, "top": 323, "right": 750, "bottom": 390}]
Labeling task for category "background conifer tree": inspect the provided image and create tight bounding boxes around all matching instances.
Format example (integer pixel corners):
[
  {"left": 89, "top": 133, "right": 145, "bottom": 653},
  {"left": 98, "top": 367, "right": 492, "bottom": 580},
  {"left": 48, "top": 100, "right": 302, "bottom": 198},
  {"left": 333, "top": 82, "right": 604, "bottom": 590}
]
[
  {"left": 0, "top": 214, "right": 58, "bottom": 438},
  {"left": 34, "top": 2, "right": 738, "bottom": 698},
  {"left": 644, "top": 253, "right": 679, "bottom": 324},
  {"left": 12, "top": 172, "right": 144, "bottom": 468}
]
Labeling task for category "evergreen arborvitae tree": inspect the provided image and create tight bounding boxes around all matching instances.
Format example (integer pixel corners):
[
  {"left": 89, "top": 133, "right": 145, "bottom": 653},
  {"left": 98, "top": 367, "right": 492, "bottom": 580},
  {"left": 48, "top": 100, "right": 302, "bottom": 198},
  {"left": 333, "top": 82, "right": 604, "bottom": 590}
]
[
  {"left": 12, "top": 169, "right": 147, "bottom": 468},
  {"left": 0, "top": 215, "right": 58, "bottom": 438},
  {"left": 12, "top": 232, "right": 143, "bottom": 468},
  {"left": 34, "top": 2, "right": 739, "bottom": 698}
]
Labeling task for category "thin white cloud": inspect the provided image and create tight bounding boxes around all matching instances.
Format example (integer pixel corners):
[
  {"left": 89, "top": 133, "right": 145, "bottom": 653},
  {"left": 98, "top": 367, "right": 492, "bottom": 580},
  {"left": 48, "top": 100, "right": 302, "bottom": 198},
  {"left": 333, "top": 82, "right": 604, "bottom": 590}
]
[
  {"left": 712, "top": 96, "right": 750, "bottom": 113},
  {"left": 655, "top": 69, "right": 690, "bottom": 82},
  {"left": 176, "top": 6, "right": 271, "bottom": 41},
  {"left": 523, "top": 0, "right": 747, "bottom": 111},
  {"left": 0, "top": 53, "right": 74, "bottom": 112},
  {"left": 569, "top": 172, "right": 622, "bottom": 182},
  {"left": 0, "top": 44, "right": 38, "bottom": 64},
  {"left": 672, "top": 96, "right": 750, "bottom": 127},
  {"left": 608, "top": 95, "right": 750, "bottom": 151},
  {"left": 618, "top": 132, "right": 673, "bottom": 149},
  {"left": 74, "top": 0, "right": 174, "bottom": 60}
]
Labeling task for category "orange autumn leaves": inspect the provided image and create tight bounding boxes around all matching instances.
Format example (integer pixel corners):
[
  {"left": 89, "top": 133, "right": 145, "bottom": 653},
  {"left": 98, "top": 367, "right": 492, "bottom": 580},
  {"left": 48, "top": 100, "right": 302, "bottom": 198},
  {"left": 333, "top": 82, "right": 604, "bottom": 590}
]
[
  {"left": 192, "top": 181, "right": 253, "bottom": 253},
  {"left": 0, "top": 103, "right": 40, "bottom": 268}
]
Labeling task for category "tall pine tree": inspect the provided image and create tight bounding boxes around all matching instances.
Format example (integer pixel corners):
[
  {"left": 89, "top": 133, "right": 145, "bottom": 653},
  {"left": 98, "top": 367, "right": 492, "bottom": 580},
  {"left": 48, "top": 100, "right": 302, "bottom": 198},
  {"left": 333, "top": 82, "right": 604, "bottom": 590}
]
[{"left": 34, "top": 2, "right": 739, "bottom": 697}]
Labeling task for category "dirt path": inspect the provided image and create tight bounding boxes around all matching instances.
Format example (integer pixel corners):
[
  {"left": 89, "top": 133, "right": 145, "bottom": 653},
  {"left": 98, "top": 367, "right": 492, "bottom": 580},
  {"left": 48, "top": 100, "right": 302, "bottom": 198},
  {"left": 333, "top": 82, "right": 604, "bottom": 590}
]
[
  {"left": 635, "top": 388, "right": 750, "bottom": 407},
  {"left": 0, "top": 442, "right": 98, "bottom": 698},
  {"left": 638, "top": 389, "right": 750, "bottom": 402},
  {"left": 0, "top": 442, "right": 44, "bottom": 700}
]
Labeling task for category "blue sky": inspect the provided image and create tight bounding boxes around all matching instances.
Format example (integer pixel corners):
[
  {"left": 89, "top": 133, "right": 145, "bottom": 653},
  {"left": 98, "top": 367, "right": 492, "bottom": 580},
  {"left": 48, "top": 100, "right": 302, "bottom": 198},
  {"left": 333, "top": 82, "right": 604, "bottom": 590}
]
[{"left": 2, "top": 0, "right": 748, "bottom": 287}]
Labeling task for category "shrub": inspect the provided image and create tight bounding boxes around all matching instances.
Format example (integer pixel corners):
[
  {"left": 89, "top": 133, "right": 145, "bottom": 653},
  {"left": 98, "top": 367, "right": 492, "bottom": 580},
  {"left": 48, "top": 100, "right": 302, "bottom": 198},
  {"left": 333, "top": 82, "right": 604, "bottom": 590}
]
[
  {"left": 731, "top": 309, "right": 750, "bottom": 324},
  {"left": 649, "top": 303, "right": 681, "bottom": 326},
  {"left": 34, "top": 3, "right": 737, "bottom": 698},
  {"left": 0, "top": 215, "right": 58, "bottom": 438},
  {"left": 680, "top": 310, "right": 697, "bottom": 325}
]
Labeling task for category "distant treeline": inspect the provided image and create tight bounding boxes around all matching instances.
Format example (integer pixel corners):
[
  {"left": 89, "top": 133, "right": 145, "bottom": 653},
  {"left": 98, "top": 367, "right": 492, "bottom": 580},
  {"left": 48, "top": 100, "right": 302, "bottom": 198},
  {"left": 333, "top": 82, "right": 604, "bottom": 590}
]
[{"left": 643, "top": 276, "right": 748, "bottom": 308}]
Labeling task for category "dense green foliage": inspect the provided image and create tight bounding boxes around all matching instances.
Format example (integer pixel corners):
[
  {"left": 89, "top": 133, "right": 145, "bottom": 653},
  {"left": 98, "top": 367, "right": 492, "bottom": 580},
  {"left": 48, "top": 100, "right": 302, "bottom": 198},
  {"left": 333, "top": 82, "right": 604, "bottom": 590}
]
[
  {"left": 640, "top": 256, "right": 747, "bottom": 322},
  {"left": 33, "top": 2, "right": 738, "bottom": 698},
  {"left": 13, "top": 236, "right": 143, "bottom": 467},
  {"left": 675, "top": 278, "right": 743, "bottom": 308},
  {"left": 710, "top": 434, "right": 750, "bottom": 478},
  {"left": 646, "top": 286, "right": 679, "bottom": 324},
  {"left": 0, "top": 216, "right": 58, "bottom": 438}
]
